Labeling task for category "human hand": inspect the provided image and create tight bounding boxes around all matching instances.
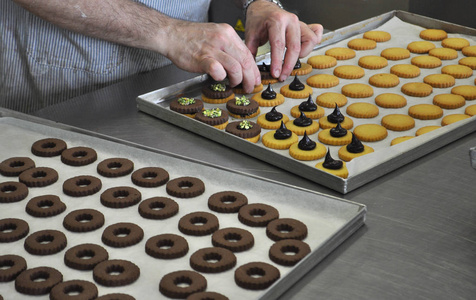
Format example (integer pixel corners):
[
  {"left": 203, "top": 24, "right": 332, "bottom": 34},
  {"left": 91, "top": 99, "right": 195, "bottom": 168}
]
[
  {"left": 158, "top": 19, "right": 261, "bottom": 93},
  {"left": 244, "top": 1, "right": 323, "bottom": 81}
]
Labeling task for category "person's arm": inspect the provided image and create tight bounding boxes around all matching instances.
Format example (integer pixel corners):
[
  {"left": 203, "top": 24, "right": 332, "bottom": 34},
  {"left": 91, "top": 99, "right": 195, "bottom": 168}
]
[
  {"left": 241, "top": 0, "right": 323, "bottom": 81},
  {"left": 13, "top": 0, "right": 260, "bottom": 92}
]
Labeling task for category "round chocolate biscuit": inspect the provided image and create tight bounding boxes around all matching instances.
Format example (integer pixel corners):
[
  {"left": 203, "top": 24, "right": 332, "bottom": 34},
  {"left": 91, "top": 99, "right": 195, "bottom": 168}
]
[
  {"left": 170, "top": 98, "right": 204, "bottom": 115},
  {"left": 266, "top": 218, "right": 308, "bottom": 241},
  {"left": 166, "top": 176, "right": 205, "bottom": 198},
  {"left": 97, "top": 158, "right": 134, "bottom": 177},
  {"left": 0, "top": 218, "right": 29, "bottom": 242},
  {"left": 0, "top": 157, "right": 35, "bottom": 176},
  {"left": 159, "top": 270, "right": 207, "bottom": 299},
  {"left": 145, "top": 233, "right": 189, "bottom": 259},
  {"left": 238, "top": 203, "right": 279, "bottom": 227},
  {"left": 93, "top": 259, "right": 140, "bottom": 287},
  {"left": 63, "top": 208, "right": 105, "bottom": 232},
  {"left": 138, "top": 197, "right": 179, "bottom": 220},
  {"left": 234, "top": 262, "right": 280, "bottom": 290},
  {"left": 100, "top": 186, "right": 141, "bottom": 208},
  {"left": 208, "top": 191, "right": 248, "bottom": 213},
  {"left": 186, "top": 292, "right": 229, "bottom": 300},
  {"left": 49, "top": 280, "right": 98, "bottom": 300},
  {"left": 202, "top": 84, "right": 233, "bottom": 99},
  {"left": 269, "top": 239, "right": 311, "bottom": 266},
  {"left": 15, "top": 266, "right": 63, "bottom": 295},
  {"left": 24, "top": 229, "right": 67, "bottom": 255},
  {"left": 178, "top": 212, "right": 219, "bottom": 236},
  {"left": 211, "top": 227, "right": 255, "bottom": 252},
  {"left": 0, "top": 254, "right": 27, "bottom": 282},
  {"left": 131, "top": 167, "right": 169, "bottom": 187},
  {"left": 63, "top": 175, "right": 102, "bottom": 197},
  {"left": 19, "top": 167, "right": 59, "bottom": 187},
  {"left": 31, "top": 138, "right": 67, "bottom": 157},
  {"left": 61, "top": 146, "right": 97, "bottom": 166},
  {"left": 26, "top": 194, "right": 66, "bottom": 218},
  {"left": 96, "top": 294, "right": 136, "bottom": 300},
  {"left": 225, "top": 121, "right": 261, "bottom": 139},
  {"left": 189, "top": 247, "right": 237, "bottom": 273},
  {"left": 64, "top": 243, "right": 109, "bottom": 270},
  {"left": 0, "top": 181, "right": 29, "bottom": 203},
  {"left": 101, "top": 222, "right": 144, "bottom": 248}
]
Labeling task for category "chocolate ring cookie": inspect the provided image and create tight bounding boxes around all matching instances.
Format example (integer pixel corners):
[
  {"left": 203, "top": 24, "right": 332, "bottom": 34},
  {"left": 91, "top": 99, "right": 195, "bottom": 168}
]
[
  {"left": 0, "top": 218, "right": 29, "bottom": 242},
  {"left": 100, "top": 186, "right": 141, "bottom": 208},
  {"left": 61, "top": 146, "right": 98, "bottom": 166},
  {"left": 0, "top": 181, "right": 29, "bottom": 203},
  {"left": 64, "top": 243, "right": 109, "bottom": 270},
  {"left": 166, "top": 176, "right": 205, "bottom": 198},
  {"left": 26, "top": 194, "right": 67, "bottom": 218},
  {"left": 131, "top": 167, "right": 169, "bottom": 187},
  {"left": 208, "top": 191, "right": 248, "bottom": 213},
  {"left": 234, "top": 262, "right": 280, "bottom": 290},
  {"left": 93, "top": 259, "right": 140, "bottom": 287},
  {"left": 0, "top": 157, "right": 35, "bottom": 176},
  {"left": 266, "top": 218, "right": 308, "bottom": 241},
  {"left": 189, "top": 247, "right": 237, "bottom": 273},
  {"left": 50, "top": 280, "right": 98, "bottom": 300},
  {"left": 145, "top": 233, "right": 189, "bottom": 259},
  {"left": 96, "top": 294, "right": 136, "bottom": 300},
  {"left": 31, "top": 138, "right": 67, "bottom": 157},
  {"left": 15, "top": 266, "right": 63, "bottom": 295},
  {"left": 138, "top": 197, "right": 179, "bottom": 220},
  {"left": 97, "top": 158, "right": 134, "bottom": 177},
  {"left": 24, "top": 229, "right": 67, "bottom": 255},
  {"left": 19, "top": 167, "right": 59, "bottom": 187},
  {"left": 186, "top": 292, "right": 229, "bottom": 300},
  {"left": 238, "top": 203, "right": 279, "bottom": 227},
  {"left": 211, "top": 227, "right": 254, "bottom": 252},
  {"left": 269, "top": 239, "right": 311, "bottom": 266},
  {"left": 63, "top": 175, "right": 102, "bottom": 197},
  {"left": 63, "top": 209, "right": 105, "bottom": 232},
  {"left": 178, "top": 212, "right": 219, "bottom": 236},
  {"left": 0, "top": 254, "right": 27, "bottom": 282},
  {"left": 101, "top": 222, "right": 144, "bottom": 248},
  {"left": 159, "top": 270, "right": 207, "bottom": 299}
]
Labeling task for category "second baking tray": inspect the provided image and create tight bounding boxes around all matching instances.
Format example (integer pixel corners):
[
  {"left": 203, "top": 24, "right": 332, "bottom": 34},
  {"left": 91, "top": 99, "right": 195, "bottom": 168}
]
[
  {"left": 136, "top": 10, "right": 476, "bottom": 194},
  {"left": 0, "top": 113, "right": 365, "bottom": 300}
]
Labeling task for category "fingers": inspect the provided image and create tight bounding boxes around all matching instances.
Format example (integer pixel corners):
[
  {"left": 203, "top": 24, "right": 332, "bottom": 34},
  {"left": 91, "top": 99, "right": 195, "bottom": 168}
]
[{"left": 300, "top": 23, "right": 324, "bottom": 57}]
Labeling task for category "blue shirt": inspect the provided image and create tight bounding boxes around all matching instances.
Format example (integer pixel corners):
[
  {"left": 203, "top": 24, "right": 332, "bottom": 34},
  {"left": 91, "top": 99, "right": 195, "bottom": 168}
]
[{"left": 0, "top": 0, "right": 211, "bottom": 113}]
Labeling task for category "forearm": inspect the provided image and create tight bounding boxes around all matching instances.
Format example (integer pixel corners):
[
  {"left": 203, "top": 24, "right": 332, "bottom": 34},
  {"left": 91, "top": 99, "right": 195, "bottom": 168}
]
[{"left": 12, "top": 0, "right": 173, "bottom": 53}]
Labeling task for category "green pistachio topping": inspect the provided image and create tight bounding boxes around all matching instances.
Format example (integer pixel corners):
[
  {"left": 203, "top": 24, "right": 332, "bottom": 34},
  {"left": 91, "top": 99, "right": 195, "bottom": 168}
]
[
  {"left": 239, "top": 120, "right": 253, "bottom": 130},
  {"left": 203, "top": 108, "right": 222, "bottom": 118},
  {"left": 211, "top": 83, "right": 226, "bottom": 92},
  {"left": 177, "top": 97, "right": 196, "bottom": 105},
  {"left": 235, "top": 95, "right": 250, "bottom": 106}
]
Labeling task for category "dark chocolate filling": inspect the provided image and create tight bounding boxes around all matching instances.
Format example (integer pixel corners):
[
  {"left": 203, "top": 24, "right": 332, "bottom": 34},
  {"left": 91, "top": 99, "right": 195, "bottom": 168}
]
[
  {"left": 265, "top": 106, "right": 283, "bottom": 122},
  {"left": 298, "top": 95, "right": 317, "bottom": 112},
  {"left": 298, "top": 132, "right": 316, "bottom": 150},
  {"left": 330, "top": 121, "right": 348, "bottom": 137},
  {"left": 327, "top": 103, "right": 345, "bottom": 123},
  {"left": 261, "top": 84, "right": 277, "bottom": 100},
  {"left": 322, "top": 149, "right": 343, "bottom": 170},
  {"left": 274, "top": 121, "right": 293, "bottom": 140},
  {"left": 293, "top": 112, "right": 313, "bottom": 127},
  {"left": 293, "top": 60, "right": 302, "bottom": 69},
  {"left": 346, "top": 133, "right": 365, "bottom": 153},
  {"left": 289, "top": 76, "right": 305, "bottom": 91}
]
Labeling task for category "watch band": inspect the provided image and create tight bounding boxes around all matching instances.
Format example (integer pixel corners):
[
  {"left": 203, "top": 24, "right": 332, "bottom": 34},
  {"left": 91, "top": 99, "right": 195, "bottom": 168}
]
[{"left": 243, "top": 0, "right": 284, "bottom": 16}]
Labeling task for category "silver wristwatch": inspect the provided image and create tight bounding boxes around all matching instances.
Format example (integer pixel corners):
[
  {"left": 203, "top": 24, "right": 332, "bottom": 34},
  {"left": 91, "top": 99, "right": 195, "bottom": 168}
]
[{"left": 243, "top": 0, "right": 284, "bottom": 15}]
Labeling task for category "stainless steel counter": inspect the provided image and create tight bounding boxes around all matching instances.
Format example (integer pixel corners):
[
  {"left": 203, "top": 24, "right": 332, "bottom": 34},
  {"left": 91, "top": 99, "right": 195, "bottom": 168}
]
[{"left": 32, "top": 64, "right": 476, "bottom": 299}]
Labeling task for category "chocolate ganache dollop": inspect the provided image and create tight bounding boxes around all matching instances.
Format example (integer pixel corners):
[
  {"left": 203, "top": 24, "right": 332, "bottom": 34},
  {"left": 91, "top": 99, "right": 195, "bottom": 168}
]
[
  {"left": 330, "top": 121, "right": 347, "bottom": 137},
  {"left": 274, "top": 121, "right": 293, "bottom": 140},
  {"left": 265, "top": 106, "right": 283, "bottom": 122},
  {"left": 289, "top": 75, "right": 305, "bottom": 91},
  {"left": 327, "top": 103, "right": 345, "bottom": 123},
  {"left": 298, "top": 132, "right": 316, "bottom": 150},
  {"left": 299, "top": 95, "right": 318, "bottom": 112},
  {"left": 293, "top": 112, "right": 313, "bottom": 127},
  {"left": 346, "top": 133, "right": 365, "bottom": 153},
  {"left": 261, "top": 84, "right": 277, "bottom": 100},
  {"left": 293, "top": 59, "right": 302, "bottom": 69},
  {"left": 322, "top": 149, "right": 343, "bottom": 170}
]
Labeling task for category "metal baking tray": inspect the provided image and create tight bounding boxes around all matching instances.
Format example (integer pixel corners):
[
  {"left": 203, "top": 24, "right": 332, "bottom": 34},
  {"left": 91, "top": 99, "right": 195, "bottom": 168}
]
[
  {"left": 0, "top": 111, "right": 366, "bottom": 300},
  {"left": 136, "top": 10, "right": 476, "bottom": 194}
]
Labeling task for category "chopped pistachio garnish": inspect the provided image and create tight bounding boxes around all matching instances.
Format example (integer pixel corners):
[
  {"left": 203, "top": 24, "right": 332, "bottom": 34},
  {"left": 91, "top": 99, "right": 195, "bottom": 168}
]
[
  {"left": 211, "top": 83, "right": 226, "bottom": 92},
  {"left": 235, "top": 95, "right": 250, "bottom": 106},
  {"left": 177, "top": 97, "right": 196, "bottom": 105},
  {"left": 203, "top": 108, "right": 222, "bottom": 118},
  {"left": 239, "top": 120, "right": 253, "bottom": 130}
]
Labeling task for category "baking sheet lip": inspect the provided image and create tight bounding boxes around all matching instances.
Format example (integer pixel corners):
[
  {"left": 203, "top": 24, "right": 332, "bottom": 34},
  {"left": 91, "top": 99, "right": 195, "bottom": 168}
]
[
  {"left": 259, "top": 207, "right": 367, "bottom": 300},
  {"left": 0, "top": 111, "right": 366, "bottom": 213}
]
